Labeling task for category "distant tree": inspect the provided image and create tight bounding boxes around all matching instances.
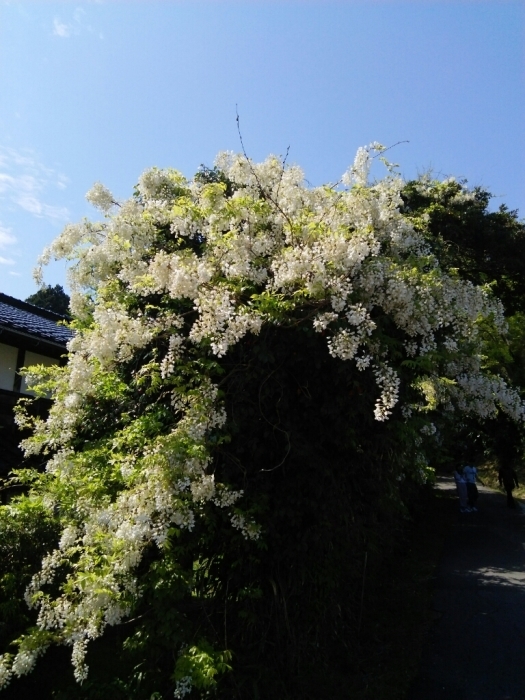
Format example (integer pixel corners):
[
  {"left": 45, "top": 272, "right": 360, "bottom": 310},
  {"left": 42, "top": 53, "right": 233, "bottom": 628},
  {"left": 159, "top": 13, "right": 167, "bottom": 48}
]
[
  {"left": 400, "top": 176, "right": 525, "bottom": 315},
  {"left": 25, "top": 284, "right": 70, "bottom": 316}
]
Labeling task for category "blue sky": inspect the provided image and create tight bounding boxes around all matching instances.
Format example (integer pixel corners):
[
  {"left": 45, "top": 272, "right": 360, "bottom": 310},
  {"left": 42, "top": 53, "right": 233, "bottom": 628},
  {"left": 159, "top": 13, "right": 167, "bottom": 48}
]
[{"left": 0, "top": 0, "right": 523, "bottom": 301}]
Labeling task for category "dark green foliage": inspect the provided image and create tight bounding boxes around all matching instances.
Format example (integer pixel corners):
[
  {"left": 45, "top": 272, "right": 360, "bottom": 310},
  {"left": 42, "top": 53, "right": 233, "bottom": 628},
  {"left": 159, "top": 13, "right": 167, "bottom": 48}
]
[
  {"left": 0, "top": 500, "right": 59, "bottom": 650},
  {"left": 211, "top": 327, "right": 413, "bottom": 698},
  {"left": 25, "top": 285, "right": 70, "bottom": 317},
  {"left": 400, "top": 179, "right": 525, "bottom": 315},
  {"left": 401, "top": 178, "right": 525, "bottom": 465}
]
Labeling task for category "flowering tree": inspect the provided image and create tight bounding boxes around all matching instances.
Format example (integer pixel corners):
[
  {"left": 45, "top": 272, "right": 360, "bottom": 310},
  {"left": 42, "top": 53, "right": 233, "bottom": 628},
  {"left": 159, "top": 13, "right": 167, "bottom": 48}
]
[
  {"left": 400, "top": 176, "right": 525, "bottom": 460},
  {"left": 0, "top": 145, "right": 523, "bottom": 698}
]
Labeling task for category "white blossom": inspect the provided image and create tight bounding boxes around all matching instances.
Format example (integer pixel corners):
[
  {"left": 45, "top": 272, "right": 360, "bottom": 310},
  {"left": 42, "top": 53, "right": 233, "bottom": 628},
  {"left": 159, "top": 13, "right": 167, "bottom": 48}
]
[
  {"left": 174, "top": 675, "right": 193, "bottom": 698},
  {"left": 86, "top": 182, "right": 116, "bottom": 213},
  {"left": 0, "top": 657, "right": 12, "bottom": 689}
]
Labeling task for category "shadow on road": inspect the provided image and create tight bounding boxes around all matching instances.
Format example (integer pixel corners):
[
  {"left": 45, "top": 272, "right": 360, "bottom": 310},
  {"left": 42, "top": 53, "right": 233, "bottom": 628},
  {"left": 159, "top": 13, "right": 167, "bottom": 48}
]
[{"left": 407, "top": 478, "right": 525, "bottom": 700}]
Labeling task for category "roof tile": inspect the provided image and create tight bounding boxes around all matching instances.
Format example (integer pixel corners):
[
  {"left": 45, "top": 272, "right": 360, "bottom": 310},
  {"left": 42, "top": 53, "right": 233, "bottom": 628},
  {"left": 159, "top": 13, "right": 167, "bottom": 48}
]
[{"left": 0, "top": 293, "right": 72, "bottom": 346}]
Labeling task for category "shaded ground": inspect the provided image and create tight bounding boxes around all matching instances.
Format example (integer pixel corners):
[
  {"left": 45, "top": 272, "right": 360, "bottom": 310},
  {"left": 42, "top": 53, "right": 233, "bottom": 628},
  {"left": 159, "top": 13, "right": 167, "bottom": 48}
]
[
  {"left": 408, "top": 477, "right": 525, "bottom": 700},
  {"left": 343, "top": 484, "right": 454, "bottom": 700}
]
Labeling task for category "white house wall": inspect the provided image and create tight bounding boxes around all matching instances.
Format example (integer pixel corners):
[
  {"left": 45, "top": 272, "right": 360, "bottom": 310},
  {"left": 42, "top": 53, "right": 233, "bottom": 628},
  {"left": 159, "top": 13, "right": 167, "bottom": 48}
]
[
  {"left": 20, "top": 351, "right": 58, "bottom": 395},
  {"left": 0, "top": 342, "right": 18, "bottom": 391}
]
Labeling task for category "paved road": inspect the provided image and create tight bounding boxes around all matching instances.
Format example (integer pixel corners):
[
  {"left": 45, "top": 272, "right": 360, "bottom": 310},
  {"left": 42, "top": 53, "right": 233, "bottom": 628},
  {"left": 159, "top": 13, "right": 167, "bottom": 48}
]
[{"left": 408, "top": 477, "right": 525, "bottom": 700}]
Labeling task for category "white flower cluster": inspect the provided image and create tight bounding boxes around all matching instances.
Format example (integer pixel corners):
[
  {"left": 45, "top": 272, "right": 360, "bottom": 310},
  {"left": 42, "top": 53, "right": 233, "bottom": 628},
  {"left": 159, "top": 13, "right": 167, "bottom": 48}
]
[
  {"left": 11, "top": 648, "right": 42, "bottom": 678},
  {"left": 230, "top": 512, "right": 261, "bottom": 541},
  {"left": 71, "top": 638, "right": 89, "bottom": 683},
  {"left": 37, "top": 146, "right": 503, "bottom": 426},
  {"left": 373, "top": 364, "right": 401, "bottom": 421},
  {"left": 173, "top": 675, "right": 193, "bottom": 698},
  {"left": 0, "top": 640, "right": 48, "bottom": 689},
  {"left": 0, "top": 658, "right": 10, "bottom": 689},
  {"left": 160, "top": 334, "right": 185, "bottom": 378},
  {"left": 454, "top": 371, "right": 525, "bottom": 422},
  {"left": 190, "top": 287, "right": 263, "bottom": 357},
  {"left": 341, "top": 142, "right": 382, "bottom": 187},
  {"left": 86, "top": 182, "right": 116, "bottom": 214},
  {"left": 212, "top": 486, "right": 244, "bottom": 508},
  {"left": 71, "top": 303, "right": 154, "bottom": 365}
]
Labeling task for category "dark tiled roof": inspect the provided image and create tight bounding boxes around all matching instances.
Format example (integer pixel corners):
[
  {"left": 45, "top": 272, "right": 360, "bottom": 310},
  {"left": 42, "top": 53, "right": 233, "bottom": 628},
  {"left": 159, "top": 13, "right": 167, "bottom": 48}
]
[{"left": 0, "top": 293, "right": 72, "bottom": 346}]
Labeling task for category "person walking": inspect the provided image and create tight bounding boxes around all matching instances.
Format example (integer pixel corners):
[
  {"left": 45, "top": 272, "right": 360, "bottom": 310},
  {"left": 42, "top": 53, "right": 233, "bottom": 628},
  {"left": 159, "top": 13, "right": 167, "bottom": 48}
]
[
  {"left": 463, "top": 462, "right": 482, "bottom": 511},
  {"left": 453, "top": 467, "right": 470, "bottom": 513},
  {"left": 498, "top": 461, "right": 519, "bottom": 509}
]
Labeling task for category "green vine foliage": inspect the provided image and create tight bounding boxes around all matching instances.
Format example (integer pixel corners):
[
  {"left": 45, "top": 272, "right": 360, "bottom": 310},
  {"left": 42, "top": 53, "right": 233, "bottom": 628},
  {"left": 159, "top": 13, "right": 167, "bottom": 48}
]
[{"left": 0, "top": 148, "right": 523, "bottom": 698}]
